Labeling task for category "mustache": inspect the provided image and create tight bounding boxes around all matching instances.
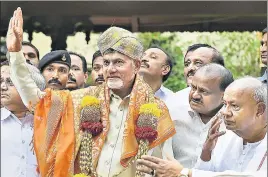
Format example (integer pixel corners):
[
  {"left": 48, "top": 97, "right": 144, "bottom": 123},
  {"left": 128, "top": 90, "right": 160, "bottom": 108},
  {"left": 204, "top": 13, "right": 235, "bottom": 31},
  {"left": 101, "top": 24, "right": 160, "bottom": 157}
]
[
  {"left": 95, "top": 76, "right": 105, "bottom": 82},
  {"left": 191, "top": 98, "right": 202, "bottom": 104},
  {"left": 48, "top": 78, "right": 62, "bottom": 85},
  {"left": 187, "top": 70, "right": 195, "bottom": 77},
  {"left": 68, "top": 76, "right": 77, "bottom": 82},
  {"left": 141, "top": 60, "right": 150, "bottom": 68}
]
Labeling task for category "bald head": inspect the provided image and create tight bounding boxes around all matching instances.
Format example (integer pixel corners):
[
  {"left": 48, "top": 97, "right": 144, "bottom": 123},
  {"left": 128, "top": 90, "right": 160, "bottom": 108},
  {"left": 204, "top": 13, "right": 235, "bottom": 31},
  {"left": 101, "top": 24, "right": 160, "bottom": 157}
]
[
  {"left": 226, "top": 76, "right": 267, "bottom": 106},
  {"left": 222, "top": 76, "right": 267, "bottom": 136},
  {"left": 195, "top": 63, "right": 234, "bottom": 91}
]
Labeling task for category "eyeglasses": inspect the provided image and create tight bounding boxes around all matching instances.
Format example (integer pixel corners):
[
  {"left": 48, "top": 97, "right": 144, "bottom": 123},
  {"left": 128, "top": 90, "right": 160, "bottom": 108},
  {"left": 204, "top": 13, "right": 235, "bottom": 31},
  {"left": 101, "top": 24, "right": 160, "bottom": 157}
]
[{"left": 23, "top": 52, "right": 37, "bottom": 59}]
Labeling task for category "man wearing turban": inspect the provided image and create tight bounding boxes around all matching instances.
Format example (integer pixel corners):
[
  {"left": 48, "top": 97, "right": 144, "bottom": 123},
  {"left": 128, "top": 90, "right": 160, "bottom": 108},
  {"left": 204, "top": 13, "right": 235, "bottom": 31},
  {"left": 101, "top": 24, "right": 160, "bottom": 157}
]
[{"left": 7, "top": 7, "right": 175, "bottom": 177}]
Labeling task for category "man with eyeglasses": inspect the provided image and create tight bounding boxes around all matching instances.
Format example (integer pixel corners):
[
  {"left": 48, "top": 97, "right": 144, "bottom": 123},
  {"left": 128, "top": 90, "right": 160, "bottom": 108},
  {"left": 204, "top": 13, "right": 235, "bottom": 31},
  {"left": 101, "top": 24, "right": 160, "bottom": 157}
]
[
  {"left": 22, "top": 41, "right": 40, "bottom": 67},
  {"left": 1, "top": 60, "right": 46, "bottom": 177},
  {"left": 139, "top": 45, "right": 174, "bottom": 103}
]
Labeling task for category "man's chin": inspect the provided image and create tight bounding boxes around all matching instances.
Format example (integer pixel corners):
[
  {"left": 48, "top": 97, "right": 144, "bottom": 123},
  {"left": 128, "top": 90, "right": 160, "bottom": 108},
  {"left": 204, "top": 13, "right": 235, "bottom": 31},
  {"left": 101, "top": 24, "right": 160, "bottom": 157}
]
[
  {"left": 48, "top": 84, "right": 63, "bottom": 90},
  {"left": 189, "top": 102, "right": 203, "bottom": 112},
  {"left": 66, "top": 83, "right": 78, "bottom": 90},
  {"left": 261, "top": 58, "right": 267, "bottom": 66},
  {"left": 95, "top": 80, "right": 104, "bottom": 85}
]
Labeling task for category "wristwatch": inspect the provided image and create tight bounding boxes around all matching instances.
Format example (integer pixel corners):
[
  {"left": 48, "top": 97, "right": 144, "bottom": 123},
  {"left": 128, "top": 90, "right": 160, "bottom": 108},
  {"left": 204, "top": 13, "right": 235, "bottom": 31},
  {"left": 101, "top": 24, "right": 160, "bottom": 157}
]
[{"left": 178, "top": 168, "right": 189, "bottom": 177}]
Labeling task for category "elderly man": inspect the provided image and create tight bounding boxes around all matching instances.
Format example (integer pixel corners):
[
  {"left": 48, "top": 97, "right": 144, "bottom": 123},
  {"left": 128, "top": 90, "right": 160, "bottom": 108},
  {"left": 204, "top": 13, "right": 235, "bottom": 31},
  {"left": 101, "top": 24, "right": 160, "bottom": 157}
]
[
  {"left": 139, "top": 45, "right": 174, "bottom": 102},
  {"left": 136, "top": 63, "right": 234, "bottom": 176},
  {"left": 91, "top": 50, "right": 105, "bottom": 85},
  {"left": 1, "top": 61, "right": 46, "bottom": 177},
  {"left": 138, "top": 77, "right": 267, "bottom": 177},
  {"left": 259, "top": 27, "right": 267, "bottom": 84},
  {"left": 7, "top": 7, "right": 175, "bottom": 177},
  {"left": 66, "top": 52, "right": 89, "bottom": 90}
]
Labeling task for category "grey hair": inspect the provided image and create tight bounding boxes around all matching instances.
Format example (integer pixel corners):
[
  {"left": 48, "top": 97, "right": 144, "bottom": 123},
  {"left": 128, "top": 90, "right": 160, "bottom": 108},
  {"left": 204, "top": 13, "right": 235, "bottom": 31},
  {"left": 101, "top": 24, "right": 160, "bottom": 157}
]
[
  {"left": 253, "top": 83, "right": 267, "bottom": 106},
  {"left": 26, "top": 63, "right": 46, "bottom": 91},
  {"left": 196, "top": 63, "right": 234, "bottom": 91},
  {"left": 233, "top": 76, "right": 267, "bottom": 106}
]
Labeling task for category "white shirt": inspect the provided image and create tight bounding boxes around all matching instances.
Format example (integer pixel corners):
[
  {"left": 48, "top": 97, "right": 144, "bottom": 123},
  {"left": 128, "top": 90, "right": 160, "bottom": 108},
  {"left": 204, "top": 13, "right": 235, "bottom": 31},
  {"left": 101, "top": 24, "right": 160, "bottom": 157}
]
[
  {"left": 169, "top": 103, "right": 215, "bottom": 168},
  {"left": 96, "top": 93, "right": 173, "bottom": 177},
  {"left": 155, "top": 85, "right": 174, "bottom": 103},
  {"left": 193, "top": 130, "right": 267, "bottom": 177},
  {"left": 1, "top": 108, "right": 38, "bottom": 177},
  {"left": 165, "top": 87, "right": 191, "bottom": 121}
]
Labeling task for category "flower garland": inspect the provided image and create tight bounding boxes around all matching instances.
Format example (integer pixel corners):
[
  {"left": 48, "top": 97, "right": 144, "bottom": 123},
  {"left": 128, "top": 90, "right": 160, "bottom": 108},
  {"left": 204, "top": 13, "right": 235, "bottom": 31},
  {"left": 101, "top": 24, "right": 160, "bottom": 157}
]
[
  {"left": 75, "top": 96, "right": 103, "bottom": 177},
  {"left": 134, "top": 103, "right": 161, "bottom": 177}
]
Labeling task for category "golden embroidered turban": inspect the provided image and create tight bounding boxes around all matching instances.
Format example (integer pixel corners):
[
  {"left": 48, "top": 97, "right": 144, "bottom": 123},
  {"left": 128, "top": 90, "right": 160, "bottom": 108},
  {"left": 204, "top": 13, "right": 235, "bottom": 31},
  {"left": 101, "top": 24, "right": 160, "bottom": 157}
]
[{"left": 97, "top": 26, "right": 144, "bottom": 60}]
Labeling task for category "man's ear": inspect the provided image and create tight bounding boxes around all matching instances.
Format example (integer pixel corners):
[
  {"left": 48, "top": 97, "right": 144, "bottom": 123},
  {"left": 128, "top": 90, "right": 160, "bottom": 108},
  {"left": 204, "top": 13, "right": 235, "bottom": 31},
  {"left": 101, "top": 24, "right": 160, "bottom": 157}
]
[
  {"left": 84, "top": 72, "right": 89, "bottom": 83},
  {"left": 256, "top": 102, "right": 266, "bottom": 117},
  {"left": 161, "top": 65, "right": 170, "bottom": 77},
  {"left": 133, "top": 59, "right": 141, "bottom": 73}
]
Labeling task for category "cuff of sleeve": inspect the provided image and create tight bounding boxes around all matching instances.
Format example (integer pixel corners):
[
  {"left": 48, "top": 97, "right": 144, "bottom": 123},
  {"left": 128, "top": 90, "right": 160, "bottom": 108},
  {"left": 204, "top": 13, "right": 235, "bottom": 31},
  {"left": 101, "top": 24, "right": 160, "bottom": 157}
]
[
  {"left": 194, "top": 157, "right": 213, "bottom": 171},
  {"left": 9, "top": 50, "right": 25, "bottom": 64}
]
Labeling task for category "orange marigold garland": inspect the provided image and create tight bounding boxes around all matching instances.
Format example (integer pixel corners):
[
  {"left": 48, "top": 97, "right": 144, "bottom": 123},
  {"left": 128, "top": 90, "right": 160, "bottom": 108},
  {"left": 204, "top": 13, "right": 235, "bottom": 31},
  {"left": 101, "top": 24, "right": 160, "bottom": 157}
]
[
  {"left": 76, "top": 96, "right": 103, "bottom": 177},
  {"left": 135, "top": 103, "right": 161, "bottom": 177}
]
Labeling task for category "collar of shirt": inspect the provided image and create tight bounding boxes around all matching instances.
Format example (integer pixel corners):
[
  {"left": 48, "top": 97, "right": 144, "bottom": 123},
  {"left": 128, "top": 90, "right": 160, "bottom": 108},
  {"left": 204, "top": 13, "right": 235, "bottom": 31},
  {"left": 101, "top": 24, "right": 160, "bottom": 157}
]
[
  {"left": 1, "top": 107, "right": 12, "bottom": 121},
  {"left": 110, "top": 90, "right": 131, "bottom": 101},
  {"left": 187, "top": 107, "right": 215, "bottom": 128},
  {"left": 188, "top": 107, "right": 199, "bottom": 118},
  {"left": 259, "top": 69, "right": 267, "bottom": 83},
  {"left": 155, "top": 85, "right": 174, "bottom": 101},
  {"left": 1, "top": 107, "right": 34, "bottom": 126}
]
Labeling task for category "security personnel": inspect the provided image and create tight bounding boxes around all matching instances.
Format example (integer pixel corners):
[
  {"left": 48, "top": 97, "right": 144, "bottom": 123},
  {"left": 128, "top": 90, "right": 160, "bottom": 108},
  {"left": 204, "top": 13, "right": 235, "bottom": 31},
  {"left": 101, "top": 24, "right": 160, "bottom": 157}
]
[{"left": 38, "top": 50, "right": 71, "bottom": 90}]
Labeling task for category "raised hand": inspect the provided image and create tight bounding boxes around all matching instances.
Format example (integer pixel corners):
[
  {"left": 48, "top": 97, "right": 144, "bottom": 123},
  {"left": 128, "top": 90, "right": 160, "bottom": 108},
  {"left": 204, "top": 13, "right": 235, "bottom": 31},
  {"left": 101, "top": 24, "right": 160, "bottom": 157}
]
[
  {"left": 201, "top": 112, "right": 226, "bottom": 161},
  {"left": 6, "top": 7, "right": 23, "bottom": 52}
]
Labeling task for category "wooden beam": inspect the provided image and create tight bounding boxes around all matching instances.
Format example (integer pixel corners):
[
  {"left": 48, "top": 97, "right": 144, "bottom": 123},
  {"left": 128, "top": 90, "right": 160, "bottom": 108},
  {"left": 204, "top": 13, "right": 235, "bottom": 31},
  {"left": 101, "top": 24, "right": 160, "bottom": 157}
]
[{"left": 131, "top": 16, "right": 139, "bottom": 32}]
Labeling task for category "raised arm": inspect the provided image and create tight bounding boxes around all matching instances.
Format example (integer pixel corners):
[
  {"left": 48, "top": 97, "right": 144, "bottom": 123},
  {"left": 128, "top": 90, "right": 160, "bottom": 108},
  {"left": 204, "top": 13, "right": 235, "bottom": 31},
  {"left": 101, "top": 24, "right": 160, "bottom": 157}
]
[{"left": 6, "top": 7, "right": 45, "bottom": 111}]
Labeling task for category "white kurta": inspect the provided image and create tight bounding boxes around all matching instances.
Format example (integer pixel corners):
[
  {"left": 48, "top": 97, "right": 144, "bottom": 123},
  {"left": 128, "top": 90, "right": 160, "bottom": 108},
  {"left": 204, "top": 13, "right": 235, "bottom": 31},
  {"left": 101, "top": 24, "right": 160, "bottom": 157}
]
[
  {"left": 169, "top": 103, "right": 215, "bottom": 168},
  {"left": 1, "top": 108, "right": 38, "bottom": 177},
  {"left": 193, "top": 130, "right": 267, "bottom": 177}
]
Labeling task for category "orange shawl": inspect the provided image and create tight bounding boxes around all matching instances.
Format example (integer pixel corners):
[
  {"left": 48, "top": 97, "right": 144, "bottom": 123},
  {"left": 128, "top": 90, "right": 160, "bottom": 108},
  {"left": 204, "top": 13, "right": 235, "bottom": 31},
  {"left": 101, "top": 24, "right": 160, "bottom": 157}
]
[
  {"left": 72, "top": 75, "right": 176, "bottom": 169},
  {"left": 33, "top": 76, "right": 176, "bottom": 176},
  {"left": 34, "top": 89, "right": 75, "bottom": 177}
]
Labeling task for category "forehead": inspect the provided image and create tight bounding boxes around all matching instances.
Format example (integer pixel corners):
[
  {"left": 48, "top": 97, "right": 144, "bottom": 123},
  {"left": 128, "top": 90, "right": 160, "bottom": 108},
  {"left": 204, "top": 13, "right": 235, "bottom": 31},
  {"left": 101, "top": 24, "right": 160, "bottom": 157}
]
[
  {"left": 262, "top": 33, "right": 267, "bottom": 41},
  {"left": 103, "top": 52, "right": 132, "bottom": 61},
  {"left": 22, "top": 45, "right": 37, "bottom": 54},
  {"left": 185, "top": 47, "right": 214, "bottom": 62},
  {"left": 45, "top": 63, "right": 69, "bottom": 69},
  {"left": 93, "top": 56, "right": 104, "bottom": 65},
  {"left": 224, "top": 86, "right": 253, "bottom": 103},
  {"left": 192, "top": 74, "right": 221, "bottom": 90},
  {"left": 145, "top": 48, "right": 167, "bottom": 57},
  {"left": 70, "top": 54, "right": 83, "bottom": 64},
  {"left": 1, "top": 65, "right": 10, "bottom": 77}
]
